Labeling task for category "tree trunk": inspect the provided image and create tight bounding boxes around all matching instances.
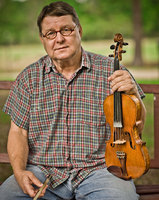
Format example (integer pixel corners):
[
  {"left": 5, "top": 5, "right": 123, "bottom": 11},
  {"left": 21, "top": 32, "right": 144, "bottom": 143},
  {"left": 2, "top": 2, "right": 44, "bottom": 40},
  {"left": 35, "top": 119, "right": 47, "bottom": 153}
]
[{"left": 132, "top": 0, "right": 143, "bottom": 66}]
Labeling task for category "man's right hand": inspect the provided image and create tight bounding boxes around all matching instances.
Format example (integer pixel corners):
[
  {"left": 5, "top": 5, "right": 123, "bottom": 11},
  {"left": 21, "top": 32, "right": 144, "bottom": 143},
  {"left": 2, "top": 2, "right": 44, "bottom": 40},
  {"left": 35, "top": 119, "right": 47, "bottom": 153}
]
[{"left": 15, "top": 170, "right": 47, "bottom": 198}]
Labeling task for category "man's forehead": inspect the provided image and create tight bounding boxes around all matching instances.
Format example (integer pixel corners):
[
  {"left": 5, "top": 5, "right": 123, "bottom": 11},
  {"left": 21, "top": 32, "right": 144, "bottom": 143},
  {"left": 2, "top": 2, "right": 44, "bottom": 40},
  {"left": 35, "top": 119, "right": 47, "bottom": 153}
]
[
  {"left": 41, "top": 15, "right": 74, "bottom": 29},
  {"left": 42, "top": 15, "right": 73, "bottom": 24}
]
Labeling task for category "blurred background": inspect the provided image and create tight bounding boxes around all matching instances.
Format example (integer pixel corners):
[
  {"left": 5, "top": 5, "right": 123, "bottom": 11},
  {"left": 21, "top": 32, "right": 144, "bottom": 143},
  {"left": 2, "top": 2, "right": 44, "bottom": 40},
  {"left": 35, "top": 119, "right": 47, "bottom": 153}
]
[{"left": 0, "top": 0, "right": 159, "bottom": 185}]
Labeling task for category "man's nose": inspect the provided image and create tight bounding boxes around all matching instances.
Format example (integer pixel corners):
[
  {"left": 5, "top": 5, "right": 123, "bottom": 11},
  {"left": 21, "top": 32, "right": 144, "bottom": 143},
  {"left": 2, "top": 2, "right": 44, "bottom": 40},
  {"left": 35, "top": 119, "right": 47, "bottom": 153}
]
[{"left": 55, "top": 32, "right": 65, "bottom": 42}]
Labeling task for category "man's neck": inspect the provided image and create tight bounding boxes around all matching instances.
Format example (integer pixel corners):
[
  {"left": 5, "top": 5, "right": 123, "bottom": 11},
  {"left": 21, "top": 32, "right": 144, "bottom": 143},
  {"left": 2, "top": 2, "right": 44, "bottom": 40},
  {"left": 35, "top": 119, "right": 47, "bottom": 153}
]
[{"left": 53, "top": 52, "right": 82, "bottom": 80}]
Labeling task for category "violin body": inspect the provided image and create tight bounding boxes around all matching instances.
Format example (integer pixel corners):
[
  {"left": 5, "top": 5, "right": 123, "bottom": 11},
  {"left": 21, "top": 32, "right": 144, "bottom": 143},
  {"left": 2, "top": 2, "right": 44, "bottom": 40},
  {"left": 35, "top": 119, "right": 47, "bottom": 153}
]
[
  {"left": 104, "top": 33, "right": 150, "bottom": 180},
  {"left": 104, "top": 93, "right": 150, "bottom": 179}
]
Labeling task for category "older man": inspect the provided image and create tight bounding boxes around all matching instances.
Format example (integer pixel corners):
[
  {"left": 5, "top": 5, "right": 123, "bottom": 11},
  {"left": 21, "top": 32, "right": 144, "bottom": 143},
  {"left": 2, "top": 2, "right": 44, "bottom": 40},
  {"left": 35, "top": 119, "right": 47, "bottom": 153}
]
[{"left": 0, "top": 1, "right": 145, "bottom": 199}]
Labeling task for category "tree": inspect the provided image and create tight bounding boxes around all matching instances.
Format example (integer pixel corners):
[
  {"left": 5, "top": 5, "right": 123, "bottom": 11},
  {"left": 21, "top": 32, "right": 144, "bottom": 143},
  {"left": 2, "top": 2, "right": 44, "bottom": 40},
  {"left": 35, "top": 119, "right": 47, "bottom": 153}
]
[{"left": 132, "top": 0, "right": 143, "bottom": 66}]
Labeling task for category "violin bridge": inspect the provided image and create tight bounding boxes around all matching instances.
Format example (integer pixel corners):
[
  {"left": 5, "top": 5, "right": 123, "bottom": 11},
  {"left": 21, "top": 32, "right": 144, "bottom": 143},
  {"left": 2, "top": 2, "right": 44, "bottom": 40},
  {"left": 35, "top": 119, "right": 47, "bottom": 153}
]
[
  {"left": 113, "top": 139, "right": 126, "bottom": 144},
  {"left": 114, "top": 122, "right": 123, "bottom": 128}
]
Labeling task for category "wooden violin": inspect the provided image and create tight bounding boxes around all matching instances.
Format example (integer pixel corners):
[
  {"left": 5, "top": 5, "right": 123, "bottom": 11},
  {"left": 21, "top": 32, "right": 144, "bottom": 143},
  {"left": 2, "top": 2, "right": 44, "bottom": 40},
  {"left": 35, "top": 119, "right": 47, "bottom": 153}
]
[{"left": 104, "top": 33, "right": 150, "bottom": 179}]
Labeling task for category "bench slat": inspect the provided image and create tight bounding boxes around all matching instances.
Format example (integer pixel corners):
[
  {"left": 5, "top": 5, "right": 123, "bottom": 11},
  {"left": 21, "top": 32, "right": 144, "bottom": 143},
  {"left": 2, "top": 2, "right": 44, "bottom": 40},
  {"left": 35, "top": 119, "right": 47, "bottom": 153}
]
[
  {"left": 0, "top": 153, "right": 10, "bottom": 163},
  {"left": 0, "top": 81, "right": 13, "bottom": 90},
  {"left": 136, "top": 185, "right": 159, "bottom": 194}
]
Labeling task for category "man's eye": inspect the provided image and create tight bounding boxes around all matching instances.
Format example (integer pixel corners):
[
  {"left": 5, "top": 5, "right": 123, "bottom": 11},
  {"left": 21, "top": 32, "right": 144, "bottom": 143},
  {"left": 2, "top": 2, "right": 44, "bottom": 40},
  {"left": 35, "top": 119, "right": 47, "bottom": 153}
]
[
  {"left": 47, "top": 31, "right": 56, "bottom": 36},
  {"left": 63, "top": 28, "right": 71, "bottom": 32}
]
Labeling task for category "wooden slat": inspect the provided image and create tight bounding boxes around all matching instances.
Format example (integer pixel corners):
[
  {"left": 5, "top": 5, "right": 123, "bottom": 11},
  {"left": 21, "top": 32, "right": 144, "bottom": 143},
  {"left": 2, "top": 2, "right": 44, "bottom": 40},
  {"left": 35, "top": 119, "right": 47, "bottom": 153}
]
[
  {"left": 0, "top": 81, "right": 13, "bottom": 90},
  {"left": 139, "top": 194, "right": 159, "bottom": 200},
  {"left": 140, "top": 84, "right": 159, "bottom": 94},
  {"left": 136, "top": 185, "right": 159, "bottom": 194},
  {"left": 0, "top": 153, "right": 10, "bottom": 163}
]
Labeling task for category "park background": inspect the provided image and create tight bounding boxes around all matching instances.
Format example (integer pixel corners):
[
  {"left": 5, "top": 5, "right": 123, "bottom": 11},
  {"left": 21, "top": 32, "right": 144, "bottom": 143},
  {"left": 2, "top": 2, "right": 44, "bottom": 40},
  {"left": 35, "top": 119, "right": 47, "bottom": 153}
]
[{"left": 0, "top": 0, "right": 159, "bottom": 185}]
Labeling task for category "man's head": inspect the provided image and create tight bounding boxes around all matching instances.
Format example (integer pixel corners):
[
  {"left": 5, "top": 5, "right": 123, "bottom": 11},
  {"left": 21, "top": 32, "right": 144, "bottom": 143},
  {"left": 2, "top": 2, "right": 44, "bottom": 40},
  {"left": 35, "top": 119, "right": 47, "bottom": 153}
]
[
  {"left": 37, "top": 1, "right": 82, "bottom": 63},
  {"left": 37, "top": 1, "right": 80, "bottom": 36}
]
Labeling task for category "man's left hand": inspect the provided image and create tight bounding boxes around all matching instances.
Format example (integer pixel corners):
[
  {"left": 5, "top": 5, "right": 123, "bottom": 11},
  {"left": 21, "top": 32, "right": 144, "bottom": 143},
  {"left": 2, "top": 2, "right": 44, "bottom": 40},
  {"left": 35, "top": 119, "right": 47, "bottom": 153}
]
[{"left": 108, "top": 70, "right": 138, "bottom": 95}]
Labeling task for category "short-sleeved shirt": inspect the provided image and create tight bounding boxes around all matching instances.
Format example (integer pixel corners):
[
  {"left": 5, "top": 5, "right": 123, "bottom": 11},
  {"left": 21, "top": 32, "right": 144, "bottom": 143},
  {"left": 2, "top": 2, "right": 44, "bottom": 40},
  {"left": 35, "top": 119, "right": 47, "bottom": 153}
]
[{"left": 3, "top": 49, "right": 145, "bottom": 189}]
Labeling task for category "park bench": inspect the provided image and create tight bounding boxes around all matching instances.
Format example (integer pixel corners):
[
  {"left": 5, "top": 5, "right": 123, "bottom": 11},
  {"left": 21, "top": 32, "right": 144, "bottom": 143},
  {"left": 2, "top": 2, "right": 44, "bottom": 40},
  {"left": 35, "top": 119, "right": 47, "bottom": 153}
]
[{"left": 0, "top": 81, "right": 159, "bottom": 199}]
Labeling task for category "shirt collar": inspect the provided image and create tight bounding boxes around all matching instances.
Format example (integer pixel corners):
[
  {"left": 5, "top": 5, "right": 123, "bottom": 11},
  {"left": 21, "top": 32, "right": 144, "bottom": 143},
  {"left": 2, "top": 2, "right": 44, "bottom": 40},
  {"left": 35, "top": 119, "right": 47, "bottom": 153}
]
[
  {"left": 81, "top": 48, "right": 91, "bottom": 72},
  {"left": 44, "top": 56, "right": 54, "bottom": 74},
  {"left": 44, "top": 48, "right": 91, "bottom": 74}
]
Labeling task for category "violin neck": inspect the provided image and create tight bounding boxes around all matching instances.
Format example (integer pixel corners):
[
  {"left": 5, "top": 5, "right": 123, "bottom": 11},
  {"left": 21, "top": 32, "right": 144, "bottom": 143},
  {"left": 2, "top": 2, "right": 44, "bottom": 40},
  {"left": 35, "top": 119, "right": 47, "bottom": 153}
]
[
  {"left": 114, "top": 91, "right": 123, "bottom": 128},
  {"left": 113, "top": 56, "right": 123, "bottom": 128},
  {"left": 114, "top": 56, "right": 120, "bottom": 71}
]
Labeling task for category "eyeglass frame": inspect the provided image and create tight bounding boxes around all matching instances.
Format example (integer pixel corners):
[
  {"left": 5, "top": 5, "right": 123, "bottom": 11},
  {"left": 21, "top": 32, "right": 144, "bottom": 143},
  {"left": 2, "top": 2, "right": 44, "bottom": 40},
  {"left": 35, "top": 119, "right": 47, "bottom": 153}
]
[{"left": 41, "top": 25, "right": 77, "bottom": 40}]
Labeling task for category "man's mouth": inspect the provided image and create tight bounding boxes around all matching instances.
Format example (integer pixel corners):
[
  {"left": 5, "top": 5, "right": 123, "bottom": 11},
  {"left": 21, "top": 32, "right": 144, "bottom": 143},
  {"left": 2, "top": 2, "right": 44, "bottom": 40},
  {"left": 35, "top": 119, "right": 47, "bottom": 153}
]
[{"left": 54, "top": 46, "right": 68, "bottom": 51}]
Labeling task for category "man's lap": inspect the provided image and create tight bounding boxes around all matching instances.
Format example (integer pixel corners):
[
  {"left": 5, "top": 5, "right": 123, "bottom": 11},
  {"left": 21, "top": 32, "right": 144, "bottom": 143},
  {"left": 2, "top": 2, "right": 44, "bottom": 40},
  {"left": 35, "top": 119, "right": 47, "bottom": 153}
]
[{"left": 0, "top": 165, "right": 139, "bottom": 200}]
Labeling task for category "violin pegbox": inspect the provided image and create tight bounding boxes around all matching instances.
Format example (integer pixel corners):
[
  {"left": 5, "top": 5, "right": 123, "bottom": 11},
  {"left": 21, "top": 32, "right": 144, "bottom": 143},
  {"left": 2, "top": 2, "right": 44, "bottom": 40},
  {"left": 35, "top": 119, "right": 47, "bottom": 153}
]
[{"left": 109, "top": 33, "right": 128, "bottom": 61}]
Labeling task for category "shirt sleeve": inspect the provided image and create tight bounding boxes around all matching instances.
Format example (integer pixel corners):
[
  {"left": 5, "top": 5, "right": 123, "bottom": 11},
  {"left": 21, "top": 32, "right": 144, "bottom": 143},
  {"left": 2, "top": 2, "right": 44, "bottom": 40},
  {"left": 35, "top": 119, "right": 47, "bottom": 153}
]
[
  {"left": 3, "top": 74, "right": 31, "bottom": 130},
  {"left": 121, "top": 66, "right": 145, "bottom": 99}
]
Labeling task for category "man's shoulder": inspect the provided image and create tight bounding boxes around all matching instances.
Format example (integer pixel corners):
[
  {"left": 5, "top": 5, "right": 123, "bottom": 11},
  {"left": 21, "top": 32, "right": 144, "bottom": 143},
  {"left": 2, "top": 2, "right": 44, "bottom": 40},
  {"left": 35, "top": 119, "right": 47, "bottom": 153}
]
[
  {"left": 16, "top": 55, "right": 49, "bottom": 80},
  {"left": 84, "top": 50, "right": 114, "bottom": 71},
  {"left": 21, "top": 55, "right": 48, "bottom": 75},
  {"left": 12, "top": 55, "right": 49, "bottom": 90}
]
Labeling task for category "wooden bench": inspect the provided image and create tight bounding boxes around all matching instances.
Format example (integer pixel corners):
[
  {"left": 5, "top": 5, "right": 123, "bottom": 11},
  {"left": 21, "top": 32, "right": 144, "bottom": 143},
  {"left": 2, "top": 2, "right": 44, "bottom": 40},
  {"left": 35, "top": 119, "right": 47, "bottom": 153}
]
[{"left": 0, "top": 81, "right": 159, "bottom": 199}]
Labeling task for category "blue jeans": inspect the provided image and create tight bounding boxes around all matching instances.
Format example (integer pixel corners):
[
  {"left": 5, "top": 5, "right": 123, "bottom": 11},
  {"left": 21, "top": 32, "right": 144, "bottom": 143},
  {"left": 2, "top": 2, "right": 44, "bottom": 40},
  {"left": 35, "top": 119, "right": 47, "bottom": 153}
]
[{"left": 0, "top": 165, "right": 139, "bottom": 200}]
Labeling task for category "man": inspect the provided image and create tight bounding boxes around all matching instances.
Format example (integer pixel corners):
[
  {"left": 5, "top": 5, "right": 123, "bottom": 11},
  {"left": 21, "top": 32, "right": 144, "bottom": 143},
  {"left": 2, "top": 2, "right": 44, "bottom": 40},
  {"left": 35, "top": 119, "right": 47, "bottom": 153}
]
[{"left": 0, "top": 1, "right": 145, "bottom": 199}]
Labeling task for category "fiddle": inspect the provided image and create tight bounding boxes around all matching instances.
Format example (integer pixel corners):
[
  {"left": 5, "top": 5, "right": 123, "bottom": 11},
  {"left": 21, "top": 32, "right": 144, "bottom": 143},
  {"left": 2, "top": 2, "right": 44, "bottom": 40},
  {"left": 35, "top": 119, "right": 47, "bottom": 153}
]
[{"left": 104, "top": 33, "right": 150, "bottom": 179}]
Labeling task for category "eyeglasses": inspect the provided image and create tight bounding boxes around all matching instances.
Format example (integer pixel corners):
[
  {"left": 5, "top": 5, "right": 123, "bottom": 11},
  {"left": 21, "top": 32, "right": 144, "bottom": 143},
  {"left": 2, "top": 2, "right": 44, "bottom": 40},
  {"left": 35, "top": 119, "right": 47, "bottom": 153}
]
[{"left": 42, "top": 25, "right": 77, "bottom": 40}]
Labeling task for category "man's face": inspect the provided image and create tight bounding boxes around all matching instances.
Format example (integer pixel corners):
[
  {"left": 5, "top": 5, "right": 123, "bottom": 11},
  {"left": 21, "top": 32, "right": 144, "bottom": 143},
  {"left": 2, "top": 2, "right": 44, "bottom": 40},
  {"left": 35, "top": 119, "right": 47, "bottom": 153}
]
[{"left": 40, "top": 15, "right": 82, "bottom": 62}]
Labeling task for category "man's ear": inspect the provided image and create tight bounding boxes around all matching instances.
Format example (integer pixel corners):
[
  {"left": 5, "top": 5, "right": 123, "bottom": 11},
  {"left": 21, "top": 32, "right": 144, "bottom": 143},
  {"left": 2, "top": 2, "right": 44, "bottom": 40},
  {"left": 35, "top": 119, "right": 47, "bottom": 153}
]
[
  {"left": 79, "top": 24, "right": 83, "bottom": 38},
  {"left": 39, "top": 33, "right": 44, "bottom": 44}
]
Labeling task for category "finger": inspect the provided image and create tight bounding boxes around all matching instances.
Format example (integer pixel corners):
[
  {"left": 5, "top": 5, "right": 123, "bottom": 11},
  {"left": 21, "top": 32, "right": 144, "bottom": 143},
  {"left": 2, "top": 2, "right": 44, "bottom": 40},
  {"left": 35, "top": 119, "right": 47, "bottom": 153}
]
[
  {"left": 136, "top": 120, "right": 144, "bottom": 130},
  {"left": 33, "top": 184, "right": 48, "bottom": 199},
  {"left": 23, "top": 173, "right": 43, "bottom": 197},
  {"left": 109, "top": 71, "right": 131, "bottom": 87},
  {"left": 108, "top": 70, "right": 126, "bottom": 81},
  {"left": 38, "top": 185, "right": 48, "bottom": 197},
  {"left": 29, "top": 173, "right": 43, "bottom": 188},
  {"left": 23, "top": 177, "right": 37, "bottom": 197},
  {"left": 111, "top": 76, "right": 136, "bottom": 94},
  {"left": 136, "top": 120, "right": 142, "bottom": 126},
  {"left": 136, "top": 120, "right": 144, "bottom": 137},
  {"left": 111, "top": 79, "right": 132, "bottom": 93}
]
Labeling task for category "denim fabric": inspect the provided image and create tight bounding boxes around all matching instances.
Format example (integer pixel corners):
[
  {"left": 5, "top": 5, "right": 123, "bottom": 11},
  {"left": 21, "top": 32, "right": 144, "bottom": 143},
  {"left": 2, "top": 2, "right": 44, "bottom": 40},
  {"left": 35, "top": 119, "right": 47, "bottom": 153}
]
[{"left": 0, "top": 165, "right": 139, "bottom": 200}]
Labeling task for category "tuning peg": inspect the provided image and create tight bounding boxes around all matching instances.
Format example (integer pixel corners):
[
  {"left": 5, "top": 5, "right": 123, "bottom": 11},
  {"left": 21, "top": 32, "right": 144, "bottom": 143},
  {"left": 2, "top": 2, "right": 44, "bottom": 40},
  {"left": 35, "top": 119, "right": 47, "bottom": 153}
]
[
  {"left": 123, "top": 42, "right": 128, "bottom": 46},
  {"left": 120, "top": 50, "right": 126, "bottom": 53},
  {"left": 109, "top": 54, "right": 114, "bottom": 57},
  {"left": 110, "top": 45, "right": 115, "bottom": 50}
]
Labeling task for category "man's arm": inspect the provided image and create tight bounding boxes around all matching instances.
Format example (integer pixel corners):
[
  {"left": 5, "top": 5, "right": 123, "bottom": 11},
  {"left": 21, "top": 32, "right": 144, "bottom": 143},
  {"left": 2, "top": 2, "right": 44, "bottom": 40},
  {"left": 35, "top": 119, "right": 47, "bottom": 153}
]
[{"left": 7, "top": 121, "right": 46, "bottom": 198}]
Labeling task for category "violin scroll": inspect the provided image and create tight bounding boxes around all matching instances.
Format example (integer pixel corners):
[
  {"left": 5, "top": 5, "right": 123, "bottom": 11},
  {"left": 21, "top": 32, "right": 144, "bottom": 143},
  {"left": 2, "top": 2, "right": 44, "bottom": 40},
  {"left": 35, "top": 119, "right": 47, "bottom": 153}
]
[{"left": 109, "top": 33, "right": 128, "bottom": 61}]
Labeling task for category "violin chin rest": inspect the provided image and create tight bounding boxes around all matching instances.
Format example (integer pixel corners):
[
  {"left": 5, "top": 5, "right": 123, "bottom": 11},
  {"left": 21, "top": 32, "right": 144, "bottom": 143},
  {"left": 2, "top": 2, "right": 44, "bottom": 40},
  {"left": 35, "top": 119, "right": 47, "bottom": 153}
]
[{"left": 107, "top": 166, "right": 131, "bottom": 180}]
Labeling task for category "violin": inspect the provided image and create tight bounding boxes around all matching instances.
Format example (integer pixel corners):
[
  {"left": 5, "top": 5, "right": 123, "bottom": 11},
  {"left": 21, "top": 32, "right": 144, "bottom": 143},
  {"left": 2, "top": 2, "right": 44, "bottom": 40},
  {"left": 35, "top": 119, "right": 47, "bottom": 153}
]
[{"left": 103, "top": 33, "right": 150, "bottom": 179}]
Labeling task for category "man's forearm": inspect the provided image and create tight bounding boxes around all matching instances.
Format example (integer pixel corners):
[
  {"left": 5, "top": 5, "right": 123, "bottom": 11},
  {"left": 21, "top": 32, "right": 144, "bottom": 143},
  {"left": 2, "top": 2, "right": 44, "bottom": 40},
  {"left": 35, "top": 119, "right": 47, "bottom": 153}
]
[{"left": 7, "top": 121, "right": 29, "bottom": 175}]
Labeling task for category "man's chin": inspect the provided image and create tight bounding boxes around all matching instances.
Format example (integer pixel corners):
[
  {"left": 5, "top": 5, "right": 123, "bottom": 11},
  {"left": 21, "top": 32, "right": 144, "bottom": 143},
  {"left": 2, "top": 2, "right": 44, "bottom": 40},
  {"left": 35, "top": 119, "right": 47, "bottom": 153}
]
[{"left": 52, "top": 53, "right": 74, "bottom": 61}]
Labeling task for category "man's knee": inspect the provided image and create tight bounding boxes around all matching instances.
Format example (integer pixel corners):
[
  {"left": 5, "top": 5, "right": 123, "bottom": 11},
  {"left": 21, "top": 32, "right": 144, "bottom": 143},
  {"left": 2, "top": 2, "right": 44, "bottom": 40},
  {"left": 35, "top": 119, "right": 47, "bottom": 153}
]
[{"left": 0, "top": 175, "right": 27, "bottom": 199}]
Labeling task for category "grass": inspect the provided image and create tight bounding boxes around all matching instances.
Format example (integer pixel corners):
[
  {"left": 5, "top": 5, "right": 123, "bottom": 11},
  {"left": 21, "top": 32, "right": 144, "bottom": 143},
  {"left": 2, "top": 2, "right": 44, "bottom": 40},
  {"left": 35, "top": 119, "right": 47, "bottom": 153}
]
[
  {"left": 138, "top": 79, "right": 159, "bottom": 84},
  {"left": 0, "top": 37, "right": 158, "bottom": 70}
]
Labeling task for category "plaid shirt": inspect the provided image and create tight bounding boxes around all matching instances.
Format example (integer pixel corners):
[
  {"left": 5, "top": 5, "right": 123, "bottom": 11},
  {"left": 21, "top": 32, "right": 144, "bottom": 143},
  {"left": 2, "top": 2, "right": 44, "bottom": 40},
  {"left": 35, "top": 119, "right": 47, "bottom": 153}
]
[{"left": 3, "top": 49, "right": 144, "bottom": 189}]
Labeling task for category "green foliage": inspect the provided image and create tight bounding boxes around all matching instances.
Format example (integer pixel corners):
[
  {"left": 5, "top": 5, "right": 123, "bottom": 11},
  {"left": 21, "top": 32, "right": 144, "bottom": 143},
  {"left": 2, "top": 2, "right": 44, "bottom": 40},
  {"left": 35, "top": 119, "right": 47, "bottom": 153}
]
[
  {"left": 141, "top": 0, "right": 159, "bottom": 37},
  {"left": 0, "top": 0, "right": 158, "bottom": 44}
]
